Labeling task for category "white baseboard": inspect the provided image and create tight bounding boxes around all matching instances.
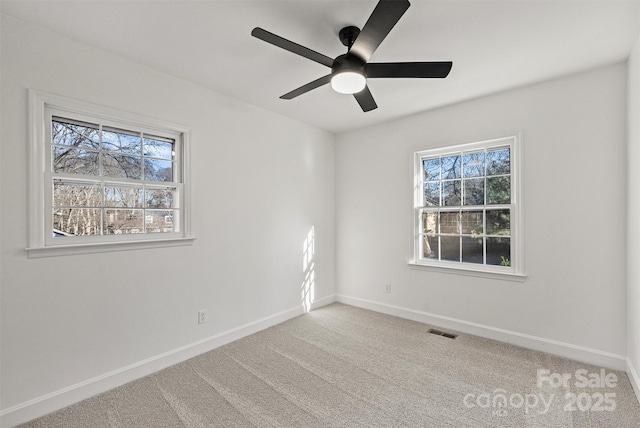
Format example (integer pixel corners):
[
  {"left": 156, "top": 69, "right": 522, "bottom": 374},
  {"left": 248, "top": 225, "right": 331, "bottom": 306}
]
[
  {"left": 4, "top": 293, "right": 628, "bottom": 427},
  {"left": 0, "top": 295, "right": 336, "bottom": 428},
  {"left": 336, "top": 294, "right": 628, "bottom": 371},
  {"left": 627, "top": 357, "right": 640, "bottom": 405},
  {"left": 309, "top": 293, "right": 337, "bottom": 311}
]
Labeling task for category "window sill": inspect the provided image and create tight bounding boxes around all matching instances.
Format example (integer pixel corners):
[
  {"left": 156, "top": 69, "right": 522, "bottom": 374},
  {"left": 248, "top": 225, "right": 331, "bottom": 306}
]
[
  {"left": 407, "top": 261, "right": 527, "bottom": 282},
  {"left": 26, "top": 237, "right": 196, "bottom": 258}
]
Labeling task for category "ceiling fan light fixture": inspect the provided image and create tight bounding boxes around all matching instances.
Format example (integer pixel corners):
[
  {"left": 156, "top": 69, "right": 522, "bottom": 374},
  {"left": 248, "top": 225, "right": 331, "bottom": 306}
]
[{"left": 331, "top": 71, "right": 366, "bottom": 94}]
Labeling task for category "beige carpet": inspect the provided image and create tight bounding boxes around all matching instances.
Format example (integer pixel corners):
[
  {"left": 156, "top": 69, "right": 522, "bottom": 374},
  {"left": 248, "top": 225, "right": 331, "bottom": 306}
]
[{"left": 19, "top": 303, "right": 640, "bottom": 427}]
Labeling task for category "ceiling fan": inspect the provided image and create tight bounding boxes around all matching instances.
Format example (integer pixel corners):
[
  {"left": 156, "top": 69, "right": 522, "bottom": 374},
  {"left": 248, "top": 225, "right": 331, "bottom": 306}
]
[{"left": 251, "top": 0, "right": 452, "bottom": 112}]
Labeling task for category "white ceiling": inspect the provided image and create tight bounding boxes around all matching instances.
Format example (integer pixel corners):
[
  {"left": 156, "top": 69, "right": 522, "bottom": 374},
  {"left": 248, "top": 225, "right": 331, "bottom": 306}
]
[{"left": 2, "top": 0, "right": 639, "bottom": 133}]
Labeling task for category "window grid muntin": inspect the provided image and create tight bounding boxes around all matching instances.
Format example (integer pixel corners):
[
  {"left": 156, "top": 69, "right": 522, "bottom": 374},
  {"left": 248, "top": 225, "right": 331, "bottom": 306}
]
[
  {"left": 52, "top": 117, "right": 176, "bottom": 183},
  {"left": 51, "top": 176, "right": 181, "bottom": 237},
  {"left": 417, "top": 143, "right": 513, "bottom": 267},
  {"left": 49, "top": 113, "right": 181, "bottom": 240},
  {"left": 419, "top": 205, "right": 512, "bottom": 264}
]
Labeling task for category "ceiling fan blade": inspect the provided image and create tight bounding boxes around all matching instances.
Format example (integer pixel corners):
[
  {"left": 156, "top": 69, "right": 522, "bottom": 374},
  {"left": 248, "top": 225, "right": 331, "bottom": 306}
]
[
  {"left": 252, "top": 27, "right": 334, "bottom": 68},
  {"left": 280, "top": 74, "right": 332, "bottom": 100},
  {"left": 366, "top": 61, "right": 452, "bottom": 78},
  {"left": 349, "top": 0, "right": 410, "bottom": 62},
  {"left": 353, "top": 86, "right": 378, "bottom": 112}
]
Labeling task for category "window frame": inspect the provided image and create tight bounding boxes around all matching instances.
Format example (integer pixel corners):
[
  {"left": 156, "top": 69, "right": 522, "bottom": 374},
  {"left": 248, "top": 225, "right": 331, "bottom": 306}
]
[
  {"left": 409, "top": 135, "right": 525, "bottom": 280},
  {"left": 27, "top": 89, "right": 194, "bottom": 257}
]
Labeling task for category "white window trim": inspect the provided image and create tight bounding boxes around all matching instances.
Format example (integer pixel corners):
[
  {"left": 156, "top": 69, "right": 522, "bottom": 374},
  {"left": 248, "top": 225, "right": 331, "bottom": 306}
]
[
  {"left": 408, "top": 134, "right": 525, "bottom": 280},
  {"left": 27, "top": 89, "right": 194, "bottom": 258}
]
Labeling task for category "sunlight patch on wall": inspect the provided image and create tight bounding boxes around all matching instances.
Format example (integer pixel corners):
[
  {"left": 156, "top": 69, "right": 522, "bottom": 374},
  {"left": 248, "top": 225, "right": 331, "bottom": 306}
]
[{"left": 301, "top": 226, "right": 315, "bottom": 313}]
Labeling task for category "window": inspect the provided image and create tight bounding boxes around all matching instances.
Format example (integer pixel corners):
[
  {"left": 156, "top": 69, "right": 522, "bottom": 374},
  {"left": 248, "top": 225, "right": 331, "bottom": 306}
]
[
  {"left": 28, "top": 90, "right": 193, "bottom": 257},
  {"left": 412, "top": 135, "right": 523, "bottom": 277}
]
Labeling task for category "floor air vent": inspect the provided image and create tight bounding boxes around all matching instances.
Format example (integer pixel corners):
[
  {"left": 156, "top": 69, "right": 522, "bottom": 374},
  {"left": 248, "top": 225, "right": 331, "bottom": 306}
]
[{"left": 428, "top": 329, "right": 458, "bottom": 339}]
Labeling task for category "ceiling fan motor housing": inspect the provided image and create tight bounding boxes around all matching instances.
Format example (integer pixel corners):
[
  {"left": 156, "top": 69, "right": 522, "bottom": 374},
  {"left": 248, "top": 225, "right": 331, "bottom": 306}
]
[{"left": 332, "top": 53, "right": 366, "bottom": 76}]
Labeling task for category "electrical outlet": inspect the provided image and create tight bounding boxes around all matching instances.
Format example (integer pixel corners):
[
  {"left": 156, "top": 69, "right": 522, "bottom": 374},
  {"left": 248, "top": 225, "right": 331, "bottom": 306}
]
[
  {"left": 198, "top": 310, "right": 207, "bottom": 324},
  {"left": 384, "top": 283, "right": 391, "bottom": 293}
]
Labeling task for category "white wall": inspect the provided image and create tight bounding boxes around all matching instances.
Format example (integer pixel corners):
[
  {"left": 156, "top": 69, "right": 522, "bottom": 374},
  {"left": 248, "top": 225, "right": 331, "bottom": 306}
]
[
  {"left": 336, "top": 63, "right": 628, "bottom": 366},
  {"left": 627, "top": 28, "right": 640, "bottom": 397},
  {"left": 0, "top": 14, "right": 335, "bottom": 423}
]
